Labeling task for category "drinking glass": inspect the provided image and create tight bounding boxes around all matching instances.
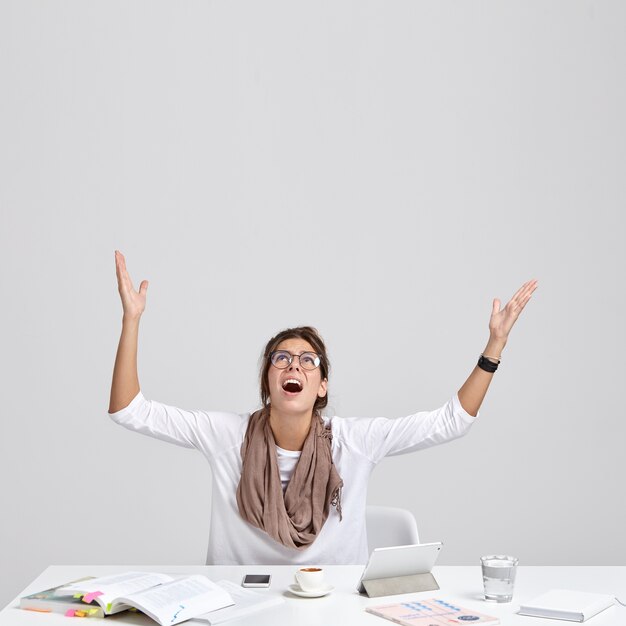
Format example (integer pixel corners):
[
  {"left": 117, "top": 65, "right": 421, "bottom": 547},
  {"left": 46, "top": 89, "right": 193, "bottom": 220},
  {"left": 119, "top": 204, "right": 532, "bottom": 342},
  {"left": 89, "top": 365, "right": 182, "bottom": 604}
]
[{"left": 480, "top": 555, "right": 518, "bottom": 602}]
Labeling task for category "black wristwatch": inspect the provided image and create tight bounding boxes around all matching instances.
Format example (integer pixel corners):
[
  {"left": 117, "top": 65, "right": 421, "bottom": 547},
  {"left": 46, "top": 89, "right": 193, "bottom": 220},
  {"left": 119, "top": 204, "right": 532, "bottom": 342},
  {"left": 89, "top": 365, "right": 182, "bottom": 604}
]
[{"left": 477, "top": 355, "right": 499, "bottom": 373}]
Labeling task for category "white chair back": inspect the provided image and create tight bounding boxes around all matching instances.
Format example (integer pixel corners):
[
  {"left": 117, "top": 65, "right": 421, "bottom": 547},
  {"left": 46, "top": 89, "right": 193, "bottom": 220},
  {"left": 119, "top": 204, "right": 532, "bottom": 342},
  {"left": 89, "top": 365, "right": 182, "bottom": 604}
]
[{"left": 365, "top": 505, "right": 419, "bottom": 554}]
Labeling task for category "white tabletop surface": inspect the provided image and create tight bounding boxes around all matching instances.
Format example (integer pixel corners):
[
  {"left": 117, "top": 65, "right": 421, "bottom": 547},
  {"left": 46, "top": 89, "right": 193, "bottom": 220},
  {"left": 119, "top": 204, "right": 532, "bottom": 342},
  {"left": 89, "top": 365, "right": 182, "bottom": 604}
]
[{"left": 2, "top": 565, "right": 625, "bottom": 625}]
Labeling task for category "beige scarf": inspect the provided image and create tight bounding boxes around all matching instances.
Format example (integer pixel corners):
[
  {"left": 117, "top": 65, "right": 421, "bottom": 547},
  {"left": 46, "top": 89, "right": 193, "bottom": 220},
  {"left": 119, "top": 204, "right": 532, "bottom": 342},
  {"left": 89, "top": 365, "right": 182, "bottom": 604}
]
[{"left": 236, "top": 407, "right": 343, "bottom": 549}]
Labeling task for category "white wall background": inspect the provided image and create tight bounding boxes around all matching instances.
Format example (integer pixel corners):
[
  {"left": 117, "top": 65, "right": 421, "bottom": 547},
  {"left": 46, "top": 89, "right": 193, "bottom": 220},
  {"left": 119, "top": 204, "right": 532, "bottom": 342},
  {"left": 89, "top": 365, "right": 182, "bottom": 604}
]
[{"left": 1, "top": 0, "right": 625, "bottom": 609}]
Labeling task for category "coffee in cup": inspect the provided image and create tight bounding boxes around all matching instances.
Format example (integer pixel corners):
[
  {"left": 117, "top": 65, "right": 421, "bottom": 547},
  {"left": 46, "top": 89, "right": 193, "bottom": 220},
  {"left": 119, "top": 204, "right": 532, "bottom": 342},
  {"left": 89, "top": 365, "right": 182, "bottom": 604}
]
[{"left": 294, "top": 567, "right": 325, "bottom": 591}]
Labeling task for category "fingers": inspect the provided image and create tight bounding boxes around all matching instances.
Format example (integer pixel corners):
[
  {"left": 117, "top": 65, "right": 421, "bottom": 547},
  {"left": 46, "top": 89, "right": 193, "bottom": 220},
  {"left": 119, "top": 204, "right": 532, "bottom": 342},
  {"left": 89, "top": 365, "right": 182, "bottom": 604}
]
[
  {"left": 518, "top": 279, "right": 538, "bottom": 306},
  {"left": 115, "top": 250, "right": 135, "bottom": 292},
  {"left": 507, "top": 279, "right": 538, "bottom": 312},
  {"left": 517, "top": 288, "right": 535, "bottom": 311},
  {"left": 511, "top": 279, "right": 537, "bottom": 301}
]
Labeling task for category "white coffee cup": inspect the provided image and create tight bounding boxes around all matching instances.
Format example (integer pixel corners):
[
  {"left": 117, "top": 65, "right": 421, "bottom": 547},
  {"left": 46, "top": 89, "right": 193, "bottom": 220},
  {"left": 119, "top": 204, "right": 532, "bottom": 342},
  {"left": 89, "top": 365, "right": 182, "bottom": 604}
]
[{"left": 294, "top": 567, "right": 325, "bottom": 591}]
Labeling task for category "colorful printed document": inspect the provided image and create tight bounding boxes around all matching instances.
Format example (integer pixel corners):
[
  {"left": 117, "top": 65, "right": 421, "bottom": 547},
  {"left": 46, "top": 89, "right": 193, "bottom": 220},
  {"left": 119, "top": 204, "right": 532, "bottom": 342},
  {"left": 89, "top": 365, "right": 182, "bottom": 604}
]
[{"left": 366, "top": 598, "right": 499, "bottom": 625}]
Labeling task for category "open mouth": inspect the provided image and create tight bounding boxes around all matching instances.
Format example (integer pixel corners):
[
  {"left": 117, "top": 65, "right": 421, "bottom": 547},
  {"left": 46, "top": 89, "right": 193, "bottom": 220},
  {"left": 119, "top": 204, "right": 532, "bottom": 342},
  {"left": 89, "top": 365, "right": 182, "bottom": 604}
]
[{"left": 282, "top": 378, "right": 303, "bottom": 394}]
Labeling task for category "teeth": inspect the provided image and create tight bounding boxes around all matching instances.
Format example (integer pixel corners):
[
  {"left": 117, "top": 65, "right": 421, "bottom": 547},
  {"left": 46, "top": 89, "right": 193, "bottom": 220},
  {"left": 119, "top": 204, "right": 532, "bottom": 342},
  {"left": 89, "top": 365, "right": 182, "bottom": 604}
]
[{"left": 283, "top": 379, "right": 302, "bottom": 388}]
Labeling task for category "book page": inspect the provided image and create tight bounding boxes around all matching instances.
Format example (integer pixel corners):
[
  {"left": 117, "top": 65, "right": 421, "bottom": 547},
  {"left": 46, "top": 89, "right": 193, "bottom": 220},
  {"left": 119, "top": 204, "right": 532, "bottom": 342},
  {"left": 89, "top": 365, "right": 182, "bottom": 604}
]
[
  {"left": 113, "top": 575, "right": 234, "bottom": 626},
  {"left": 54, "top": 571, "right": 174, "bottom": 613}
]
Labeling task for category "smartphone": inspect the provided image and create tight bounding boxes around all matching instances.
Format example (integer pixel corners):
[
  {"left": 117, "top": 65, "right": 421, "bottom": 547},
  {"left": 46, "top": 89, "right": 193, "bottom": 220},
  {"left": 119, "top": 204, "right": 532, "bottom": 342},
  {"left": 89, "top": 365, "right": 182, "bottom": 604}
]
[{"left": 242, "top": 574, "right": 272, "bottom": 588}]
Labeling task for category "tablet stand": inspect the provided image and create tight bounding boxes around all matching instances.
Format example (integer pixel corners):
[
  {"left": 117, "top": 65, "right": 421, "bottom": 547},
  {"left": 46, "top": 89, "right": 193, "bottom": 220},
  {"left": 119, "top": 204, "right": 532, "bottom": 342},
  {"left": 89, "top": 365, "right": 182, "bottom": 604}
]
[{"left": 361, "top": 572, "right": 440, "bottom": 598}]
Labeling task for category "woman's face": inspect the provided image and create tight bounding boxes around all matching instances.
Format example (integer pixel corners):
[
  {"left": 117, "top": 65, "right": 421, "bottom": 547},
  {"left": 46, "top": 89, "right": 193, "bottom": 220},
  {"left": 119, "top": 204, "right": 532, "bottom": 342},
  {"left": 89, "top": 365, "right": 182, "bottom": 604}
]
[{"left": 267, "top": 337, "right": 327, "bottom": 415}]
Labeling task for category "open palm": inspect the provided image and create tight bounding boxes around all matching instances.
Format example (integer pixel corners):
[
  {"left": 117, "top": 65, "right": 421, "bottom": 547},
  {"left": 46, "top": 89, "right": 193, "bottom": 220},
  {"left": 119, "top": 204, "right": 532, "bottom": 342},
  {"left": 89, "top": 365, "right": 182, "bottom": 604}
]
[{"left": 489, "top": 279, "right": 538, "bottom": 341}]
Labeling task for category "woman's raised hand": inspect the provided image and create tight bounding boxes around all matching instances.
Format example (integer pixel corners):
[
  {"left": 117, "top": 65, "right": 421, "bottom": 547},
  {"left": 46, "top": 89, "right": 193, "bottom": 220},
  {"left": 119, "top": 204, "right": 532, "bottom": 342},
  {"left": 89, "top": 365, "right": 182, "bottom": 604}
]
[
  {"left": 114, "top": 250, "right": 148, "bottom": 320},
  {"left": 489, "top": 279, "right": 538, "bottom": 343}
]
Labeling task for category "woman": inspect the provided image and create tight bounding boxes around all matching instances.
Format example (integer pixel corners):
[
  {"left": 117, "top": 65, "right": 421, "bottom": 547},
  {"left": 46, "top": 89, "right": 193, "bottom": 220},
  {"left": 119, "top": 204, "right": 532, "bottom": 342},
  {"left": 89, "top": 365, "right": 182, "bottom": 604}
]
[{"left": 108, "top": 250, "right": 537, "bottom": 565}]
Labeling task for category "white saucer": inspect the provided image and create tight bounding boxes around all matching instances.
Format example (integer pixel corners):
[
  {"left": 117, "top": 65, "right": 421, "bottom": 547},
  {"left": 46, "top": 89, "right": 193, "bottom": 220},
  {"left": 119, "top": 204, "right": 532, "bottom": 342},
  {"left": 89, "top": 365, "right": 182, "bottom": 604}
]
[{"left": 288, "top": 583, "right": 334, "bottom": 598}]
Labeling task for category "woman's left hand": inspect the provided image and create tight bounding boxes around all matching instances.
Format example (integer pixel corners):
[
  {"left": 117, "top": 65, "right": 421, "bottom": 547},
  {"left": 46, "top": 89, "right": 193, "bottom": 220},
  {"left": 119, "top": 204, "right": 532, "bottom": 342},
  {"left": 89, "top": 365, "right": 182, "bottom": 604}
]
[{"left": 489, "top": 279, "right": 538, "bottom": 342}]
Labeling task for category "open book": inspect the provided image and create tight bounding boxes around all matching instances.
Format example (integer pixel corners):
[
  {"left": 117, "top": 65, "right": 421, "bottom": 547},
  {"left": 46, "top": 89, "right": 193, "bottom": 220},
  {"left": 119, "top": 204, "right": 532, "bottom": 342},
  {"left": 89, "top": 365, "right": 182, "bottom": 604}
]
[{"left": 53, "top": 571, "right": 234, "bottom": 625}]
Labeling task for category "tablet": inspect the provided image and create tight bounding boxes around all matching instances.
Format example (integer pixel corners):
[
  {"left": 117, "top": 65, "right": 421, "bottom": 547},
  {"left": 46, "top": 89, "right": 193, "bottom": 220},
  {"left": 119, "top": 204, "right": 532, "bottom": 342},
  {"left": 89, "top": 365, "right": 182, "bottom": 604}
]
[{"left": 357, "top": 542, "right": 443, "bottom": 593}]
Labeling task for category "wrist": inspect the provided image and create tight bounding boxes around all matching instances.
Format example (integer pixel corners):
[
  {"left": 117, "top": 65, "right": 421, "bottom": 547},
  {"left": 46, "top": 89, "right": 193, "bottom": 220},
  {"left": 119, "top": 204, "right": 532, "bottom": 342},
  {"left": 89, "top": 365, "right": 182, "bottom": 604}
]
[
  {"left": 484, "top": 336, "right": 507, "bottom": 359},
  {"left": 122, "top": 314, "right": 142, "bottom": 326}
]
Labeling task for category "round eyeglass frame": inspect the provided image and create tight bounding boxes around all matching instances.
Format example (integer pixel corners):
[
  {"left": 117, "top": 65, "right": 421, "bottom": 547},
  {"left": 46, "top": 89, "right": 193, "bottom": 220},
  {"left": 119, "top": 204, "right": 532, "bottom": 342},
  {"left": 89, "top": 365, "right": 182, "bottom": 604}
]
[{"left": 269, "top": 350, "right": 321, "bottom": 371}]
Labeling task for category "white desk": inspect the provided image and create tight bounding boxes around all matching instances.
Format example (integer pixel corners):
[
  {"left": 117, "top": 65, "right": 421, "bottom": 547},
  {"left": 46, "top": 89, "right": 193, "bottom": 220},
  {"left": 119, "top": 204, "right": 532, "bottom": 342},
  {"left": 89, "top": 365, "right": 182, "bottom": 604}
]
[{"left": 2, "top": 565, "right": 625, "bottom": 625}]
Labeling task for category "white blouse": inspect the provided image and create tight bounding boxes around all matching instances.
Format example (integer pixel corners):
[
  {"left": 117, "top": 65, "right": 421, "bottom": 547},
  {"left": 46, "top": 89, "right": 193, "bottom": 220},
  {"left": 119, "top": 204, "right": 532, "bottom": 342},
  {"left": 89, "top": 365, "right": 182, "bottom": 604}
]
[
  {"left": 108, "top": 392, "right": 478, "bottom": 565},
  {"left": 275, "top": 445, "right": 301, "bottom": 492}
]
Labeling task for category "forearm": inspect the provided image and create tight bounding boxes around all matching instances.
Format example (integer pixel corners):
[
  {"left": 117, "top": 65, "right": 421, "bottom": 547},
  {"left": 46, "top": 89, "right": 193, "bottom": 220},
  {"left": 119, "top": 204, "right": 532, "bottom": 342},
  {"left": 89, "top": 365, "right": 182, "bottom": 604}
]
[
  {"left": 108, "top": 316, "right": 141, "bottom": 413},
  {"left": 457, "top": 336, "right": 507, "bottom": 417}
]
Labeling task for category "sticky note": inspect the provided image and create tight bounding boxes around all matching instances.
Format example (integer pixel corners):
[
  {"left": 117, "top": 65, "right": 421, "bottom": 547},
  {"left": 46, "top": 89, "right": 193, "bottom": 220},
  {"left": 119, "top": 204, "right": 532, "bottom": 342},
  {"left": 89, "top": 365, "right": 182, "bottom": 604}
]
[
  {"left": 106, "top": 603, "right": 112, "bottom": 613},
  {"left": 65, "top": 609, "right": 76, "bottom": 617},
  {"left": 75, "top": 610, "right": 86, "bottom": 617},
  {"left": 82, "top": 591, "right": 103, "bottom": 604},
  {"left": 73, "top": 593, "right": 83, "bottom": 599},
  {"left": 88, "top": 608, "right": 99, "bottom": 615}
]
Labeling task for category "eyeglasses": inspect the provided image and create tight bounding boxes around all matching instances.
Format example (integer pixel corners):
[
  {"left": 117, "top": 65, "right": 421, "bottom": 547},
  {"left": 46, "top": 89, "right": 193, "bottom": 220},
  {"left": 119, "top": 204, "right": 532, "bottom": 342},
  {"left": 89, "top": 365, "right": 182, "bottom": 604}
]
[{"left": 269, "top": 350, "right": 321, "bottom": 371}]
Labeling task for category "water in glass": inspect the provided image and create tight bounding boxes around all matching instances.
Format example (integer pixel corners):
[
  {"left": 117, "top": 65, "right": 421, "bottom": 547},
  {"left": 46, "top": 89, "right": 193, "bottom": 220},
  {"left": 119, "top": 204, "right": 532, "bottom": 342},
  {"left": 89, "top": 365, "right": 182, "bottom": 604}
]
[{"left": 481, "top": 555, "right": 518, "bottom": 603}]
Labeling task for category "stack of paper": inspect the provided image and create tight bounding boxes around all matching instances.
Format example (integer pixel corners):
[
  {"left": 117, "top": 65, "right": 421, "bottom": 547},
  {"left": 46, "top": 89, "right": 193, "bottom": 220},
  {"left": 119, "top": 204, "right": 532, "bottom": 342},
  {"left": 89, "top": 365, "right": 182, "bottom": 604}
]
[{"left": 191, "top": 580, "right": 285, "bottom": 624}]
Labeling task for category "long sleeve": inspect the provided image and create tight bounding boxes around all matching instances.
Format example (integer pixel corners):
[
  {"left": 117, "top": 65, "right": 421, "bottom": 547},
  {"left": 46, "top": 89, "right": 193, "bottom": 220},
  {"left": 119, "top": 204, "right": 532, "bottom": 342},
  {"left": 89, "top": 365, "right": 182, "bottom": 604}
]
[
  {"left": 335, "top": 393, "right": 478, "bottom": 465},
  {"left": 107, "top": 390, "right": 247, "bottom": 457}
]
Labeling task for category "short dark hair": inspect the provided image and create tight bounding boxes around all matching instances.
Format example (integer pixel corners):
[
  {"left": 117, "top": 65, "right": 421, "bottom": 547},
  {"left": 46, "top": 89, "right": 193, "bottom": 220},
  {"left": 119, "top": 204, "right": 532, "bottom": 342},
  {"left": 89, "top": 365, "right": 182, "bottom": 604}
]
[{"left": 259, "top": 326, "right": 330, "bottom": 413}]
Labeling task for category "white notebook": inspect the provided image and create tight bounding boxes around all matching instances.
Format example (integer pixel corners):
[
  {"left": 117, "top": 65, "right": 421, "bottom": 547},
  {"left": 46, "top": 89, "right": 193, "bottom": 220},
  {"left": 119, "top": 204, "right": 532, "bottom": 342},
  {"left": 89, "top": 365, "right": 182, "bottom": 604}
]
[{"left": 518, "top": 589, "right": 615, "bottom": 622}]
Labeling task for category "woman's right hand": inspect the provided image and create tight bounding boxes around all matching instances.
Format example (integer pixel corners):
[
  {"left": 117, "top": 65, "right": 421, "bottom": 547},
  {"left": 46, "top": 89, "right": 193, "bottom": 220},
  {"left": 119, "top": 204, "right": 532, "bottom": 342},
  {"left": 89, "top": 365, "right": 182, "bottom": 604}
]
[{"left": 115, "top": 250, "right": 148, "bottom": 320}]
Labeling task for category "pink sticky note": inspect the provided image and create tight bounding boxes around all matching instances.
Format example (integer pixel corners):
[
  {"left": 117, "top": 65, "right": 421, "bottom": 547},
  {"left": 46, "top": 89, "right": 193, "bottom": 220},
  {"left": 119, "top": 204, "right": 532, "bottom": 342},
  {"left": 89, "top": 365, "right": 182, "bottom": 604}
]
[
  {"left": 82, "top": 591, "right": 103, "bottom": 604},
  {"left": 65, "top": 609, "right": 76, "bottom": 617}
]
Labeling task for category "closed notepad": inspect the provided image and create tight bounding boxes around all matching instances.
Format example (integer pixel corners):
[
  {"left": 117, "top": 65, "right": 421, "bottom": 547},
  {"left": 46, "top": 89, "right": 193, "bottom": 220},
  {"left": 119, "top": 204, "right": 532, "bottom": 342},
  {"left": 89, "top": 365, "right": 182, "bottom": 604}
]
[{"left": 518, "top": 589, "right": 614, "bottom": 622}]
